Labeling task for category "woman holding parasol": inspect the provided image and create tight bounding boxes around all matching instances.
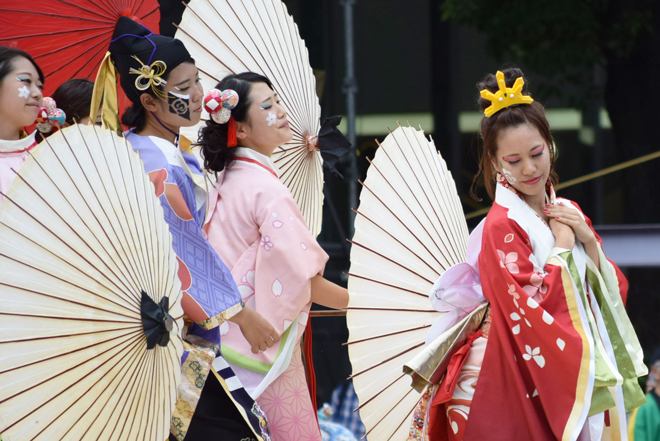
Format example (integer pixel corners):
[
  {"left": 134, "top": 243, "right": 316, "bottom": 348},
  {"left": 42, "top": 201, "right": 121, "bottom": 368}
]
[
  {"left": 91, "top": 16, "right": 276, "bottom": 441},
  {"left": 410, "top": 67, "right": 646, "bottom": 441},
  {"left": 198, "top": 72, "right": 349, "bottom": 441}
]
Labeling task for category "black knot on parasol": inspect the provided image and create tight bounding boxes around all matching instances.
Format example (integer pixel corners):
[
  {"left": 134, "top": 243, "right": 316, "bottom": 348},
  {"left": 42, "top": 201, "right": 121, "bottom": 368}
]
[
  {"left": 318, "top": 116, "right": 352, "bottom": 177},
  {"left": 140, "top": 291, "right": 175, "bottom": 349}
]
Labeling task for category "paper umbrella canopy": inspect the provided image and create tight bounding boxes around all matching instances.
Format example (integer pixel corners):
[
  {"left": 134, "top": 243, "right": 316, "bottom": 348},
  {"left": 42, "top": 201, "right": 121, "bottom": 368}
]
[
  {"left": 346, "top": 125, "right": 470, "bottom": 440},
  {"left": 176, "top": 0, "right": 343, "bottom": 237},
  {"left": 0, "top": 0, "right": 160, "bottom": 100},
  {"left": 0, "top": 125, "right": 184, "bottom": 441}
]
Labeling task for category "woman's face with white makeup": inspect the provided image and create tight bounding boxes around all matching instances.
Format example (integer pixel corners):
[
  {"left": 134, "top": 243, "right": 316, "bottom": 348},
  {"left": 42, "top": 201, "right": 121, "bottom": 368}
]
[
  {"left": 493, "top": 123, "right": 551, "bottom": 199},
  {"left": 0, "top": 56, "right": 43, "bottom": 139},
  {"left": 235, "top": 82, "right": 292, "bottom": 156}
]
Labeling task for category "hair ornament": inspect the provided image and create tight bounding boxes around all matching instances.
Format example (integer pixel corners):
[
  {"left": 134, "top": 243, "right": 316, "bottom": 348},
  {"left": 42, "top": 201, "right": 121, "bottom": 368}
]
[
  {"left": 36, "top": 97, "right": 67, "bottom": 134},
  {"left": 480, "top": 71, "right": 534, "bottom": 117},
  {"left": 203, "top": 89, "right": 239, "bottom": 124},
  {"left": 128, "top": 55, "right": 167, "bottom": 100}
]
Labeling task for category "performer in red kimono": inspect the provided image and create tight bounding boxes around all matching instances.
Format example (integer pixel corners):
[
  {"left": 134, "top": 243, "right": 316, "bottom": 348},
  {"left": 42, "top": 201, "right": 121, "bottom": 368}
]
[{"left": 413, "top": 68, "right": 647, "bottom": 441}]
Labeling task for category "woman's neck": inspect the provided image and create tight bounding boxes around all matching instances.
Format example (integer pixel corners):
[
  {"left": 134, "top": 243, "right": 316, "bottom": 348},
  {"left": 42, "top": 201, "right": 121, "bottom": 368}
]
[
  {"left": 237, "top": 143, "right": 276, "bottom": 158},
  {"left": 0, "top": 122, "right": 21, "bottom": 141},
  {"left": 137, "top": 114, "right": 179, "bottom": 145}
]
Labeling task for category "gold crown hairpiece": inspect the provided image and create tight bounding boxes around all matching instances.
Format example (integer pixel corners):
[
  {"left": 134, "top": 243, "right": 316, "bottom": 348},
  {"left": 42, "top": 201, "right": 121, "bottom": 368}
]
[
  {"left": 129, "top": 55, "right": 167, "bottom": 100},
  {"left": 480, "top": 71, "right": 534, "bottom": 117}
]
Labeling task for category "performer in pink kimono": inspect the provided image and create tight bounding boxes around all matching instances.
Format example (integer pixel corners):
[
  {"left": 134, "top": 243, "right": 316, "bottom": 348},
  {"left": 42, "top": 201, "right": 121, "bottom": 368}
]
[
  {"left": 199, "top": 72, "right": 349, "bottom": 441},
  {"left": 0, "top": 47, "right": 43, "bottom": 206}
]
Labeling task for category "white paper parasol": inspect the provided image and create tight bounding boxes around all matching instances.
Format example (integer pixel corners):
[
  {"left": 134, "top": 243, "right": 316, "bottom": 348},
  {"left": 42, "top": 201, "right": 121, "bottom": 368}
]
[
  {"left": 175, "top": 0, "right": 325, "bottom": 236},
  {"left": 346, "top": 124, "right": 470, "bottom": 440},
  {"left": 0, "top": 125, "right": 183, "bottom": 441}
]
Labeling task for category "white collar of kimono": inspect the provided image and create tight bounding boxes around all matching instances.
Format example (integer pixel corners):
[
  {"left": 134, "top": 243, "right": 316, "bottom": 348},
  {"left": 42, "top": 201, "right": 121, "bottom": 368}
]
[
  {"left": 495, "top": 182, "right": 587, "bottom": 281},
  {"left": 233, "top": 147, "right": 280, "bottom": 177},
  {"left": 0, "top": 132, "right": 36, "bottom": 153},
  {"left": 148, "top": 135, "right": 207, "bottom": 212}
]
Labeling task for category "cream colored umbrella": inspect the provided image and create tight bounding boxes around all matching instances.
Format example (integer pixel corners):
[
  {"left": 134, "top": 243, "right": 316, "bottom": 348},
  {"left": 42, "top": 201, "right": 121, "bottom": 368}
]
[
  {"left": 0, "top": 125, "right": 183, "bottom": 441},
  {"left": 176, "top": 0, "right": 330, "bottom": 236},
  {"left": 346, "top": 124, "right": 470, "bottom": 440}
]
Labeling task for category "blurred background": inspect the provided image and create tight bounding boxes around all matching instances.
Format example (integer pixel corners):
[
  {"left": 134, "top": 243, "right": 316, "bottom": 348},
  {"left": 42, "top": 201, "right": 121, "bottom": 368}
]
[{"left": 274, "top": 0, "right": 660, "bottom": 410}]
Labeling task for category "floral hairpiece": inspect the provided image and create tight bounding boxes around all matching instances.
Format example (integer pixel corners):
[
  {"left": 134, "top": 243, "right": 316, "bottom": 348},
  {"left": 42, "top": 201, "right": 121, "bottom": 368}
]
[
  {"left": 480, "top": 71, "right": 534, "bottom": 117},
  {"left": 36, "top": 97, "right": 66, "bottom": 134},
  {"left": 203, "top": 89, "right": 239, "bottom": 124},
  {"left": 128, "top": 55, "right": 167, "bottom": 100},
  {"left": 203, "top": 89, "right": 240, "bottom": 147}
]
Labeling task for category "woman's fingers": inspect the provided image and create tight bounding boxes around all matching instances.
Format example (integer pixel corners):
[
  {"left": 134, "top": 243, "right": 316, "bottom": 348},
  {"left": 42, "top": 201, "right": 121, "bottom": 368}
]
[
  {"left": 546, "top": 205, "right": 595, "bottom": 243},
  {"left": 545, "top": 206, "right": 579, "bottom": 221}
]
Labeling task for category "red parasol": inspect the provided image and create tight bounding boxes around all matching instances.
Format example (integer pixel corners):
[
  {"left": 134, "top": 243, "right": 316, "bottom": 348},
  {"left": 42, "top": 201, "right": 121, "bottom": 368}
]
[{"left": 0, "top": 0, "right": 160, "bottom": 112}]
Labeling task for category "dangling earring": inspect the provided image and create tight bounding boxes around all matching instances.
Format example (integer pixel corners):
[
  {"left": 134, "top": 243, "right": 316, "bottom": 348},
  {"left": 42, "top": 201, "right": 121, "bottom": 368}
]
[{"left": 546, "top": 178, "right": 556, "bottom": 205}]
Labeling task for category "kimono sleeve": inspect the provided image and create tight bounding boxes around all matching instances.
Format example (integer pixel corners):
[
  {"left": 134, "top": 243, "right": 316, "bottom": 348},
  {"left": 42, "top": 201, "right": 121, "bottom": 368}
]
[
  {"left": 147, "top": 165, "right": 243, "bottom": 331},
  {"left": 572, "top": 201, "right": 629, "bottom": 305},
  {"left": 480, "top": 215, "right": 566, "bottom": 307},
  {"left": 245, "top": 191, "right": 328, "bottom": 335},
  {"left": 471, "top": 213, "right": 595, "bottom": 440}
]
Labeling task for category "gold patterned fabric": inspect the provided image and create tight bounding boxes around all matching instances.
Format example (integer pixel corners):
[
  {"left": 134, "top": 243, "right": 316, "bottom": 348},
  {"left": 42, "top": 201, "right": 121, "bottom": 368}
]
[
  {"left": 196, "top": 302, "right": 243, "bottom": 331},
  {"left": 170, "top": 322, "right": 219, "bottom": 441}
]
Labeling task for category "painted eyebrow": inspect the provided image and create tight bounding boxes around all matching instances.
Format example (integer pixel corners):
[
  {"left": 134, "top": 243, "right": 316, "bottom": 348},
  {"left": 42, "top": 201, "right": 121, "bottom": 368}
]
[
  {"left": 16, "top": 72, "right": 33, "bottom": 77},
  {"left": 502, "top": 144, "right": 544, "bottom": 159}
]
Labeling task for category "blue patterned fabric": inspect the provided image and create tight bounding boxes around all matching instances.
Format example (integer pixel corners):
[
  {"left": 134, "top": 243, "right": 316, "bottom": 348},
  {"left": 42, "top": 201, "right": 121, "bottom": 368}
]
[
  {"left": 126, "top": 131, "right": 242, "bottom": 345},
  {"left": 329, "top": 382, "right": 366, "bottom": 440},
  {"left": 319, "top": 421, "right": 357, "bottom": 441}
]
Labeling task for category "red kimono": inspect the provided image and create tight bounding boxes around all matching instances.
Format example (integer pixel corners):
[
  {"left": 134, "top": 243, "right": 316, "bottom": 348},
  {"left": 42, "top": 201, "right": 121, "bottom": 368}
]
[{"left": 424, "top": 183, "right": 647, "bottom": 441}]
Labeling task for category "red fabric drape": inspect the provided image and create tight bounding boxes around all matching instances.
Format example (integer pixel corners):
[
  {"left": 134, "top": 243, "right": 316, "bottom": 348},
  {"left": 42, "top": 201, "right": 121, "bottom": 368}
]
[{"left": 302, "top": 319, "right": 318, "bottom": 422}]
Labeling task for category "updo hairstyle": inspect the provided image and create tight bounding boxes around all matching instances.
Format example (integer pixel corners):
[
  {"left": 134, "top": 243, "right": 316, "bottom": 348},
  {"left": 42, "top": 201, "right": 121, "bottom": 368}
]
[
  {"left": 471, "top": 67, "right": 558, "bottom": 200},
  {"left": 197, "top": 72, "right": 274, "bottom": 173},
  {"left": 51, "top": 79, "right": 94, "bottom": 125}
]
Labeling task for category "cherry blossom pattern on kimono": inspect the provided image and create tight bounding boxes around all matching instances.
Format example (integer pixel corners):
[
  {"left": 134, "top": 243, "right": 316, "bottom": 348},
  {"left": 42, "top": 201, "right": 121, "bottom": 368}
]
[
  {"left": 223, "top": 190, "right": 328, "bottom": 368},
  {"left": 465, "top": 205, "right": 597, "bottom": 441}
]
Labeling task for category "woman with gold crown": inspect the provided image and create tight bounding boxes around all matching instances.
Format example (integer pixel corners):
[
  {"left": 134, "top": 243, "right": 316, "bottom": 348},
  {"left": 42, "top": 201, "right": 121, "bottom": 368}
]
[
  {"left": 407, "top": 67, "right": 647, "bottom": 441},
  {"left": 91, "top": 16, "right": 277, "bottom": 441}
]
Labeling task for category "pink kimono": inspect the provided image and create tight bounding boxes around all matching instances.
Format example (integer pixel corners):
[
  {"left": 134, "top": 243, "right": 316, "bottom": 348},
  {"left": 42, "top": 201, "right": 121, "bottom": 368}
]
[
  {"left": 0, "top": 133, "right": 38, "bottom": 207},
  {"left": 206, "top": 147, "right": 328, "bottom": 441}
]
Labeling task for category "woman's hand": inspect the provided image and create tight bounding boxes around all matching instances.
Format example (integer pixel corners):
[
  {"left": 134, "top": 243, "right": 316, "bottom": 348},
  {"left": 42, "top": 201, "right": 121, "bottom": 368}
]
[
  {"left": 548, "top": 216, "right": 576, "bottom": 250},
  {"left": 306, "top": 135, "right": 319, "bottom": 152},
  {"left": 229, "top": 306, "right": 281, "bottom": 354},
  {"left": 544, "top": 204, "right": 596, "bottom": 245}
]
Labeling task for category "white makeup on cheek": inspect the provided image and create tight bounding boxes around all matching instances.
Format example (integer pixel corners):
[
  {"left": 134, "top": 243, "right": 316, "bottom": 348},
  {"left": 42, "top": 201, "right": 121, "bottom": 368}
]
[
  {"left": 18, "top": 85, "right": 30, "bottom": 99},
  {"left": 266, "top": 111, "right": 276, "bottom": 126},
  {"left": 502, "top": 167, "right": 516, "bottom": 184}
]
